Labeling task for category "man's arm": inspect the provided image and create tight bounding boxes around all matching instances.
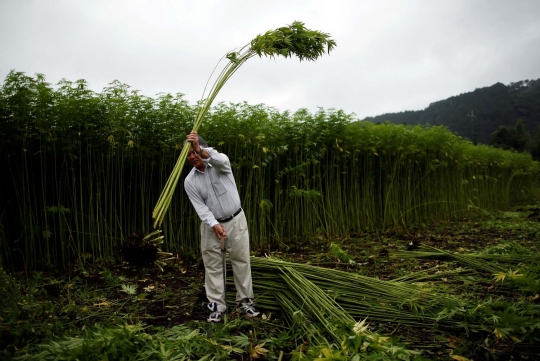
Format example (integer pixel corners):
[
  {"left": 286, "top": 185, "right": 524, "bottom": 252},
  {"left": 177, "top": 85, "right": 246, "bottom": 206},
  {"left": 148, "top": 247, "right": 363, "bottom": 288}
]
[
  {"left": 184, "top": 177, "right": 218, "bottom": 228},
  {"left": 205, "top": 148, "right": 232, "bottom": 173},
  {"left": 187, "top": 131, "right": 232, "bottom": 173},
  {"left": 184, "top": 176, "right": 227, "bottom": 239}
]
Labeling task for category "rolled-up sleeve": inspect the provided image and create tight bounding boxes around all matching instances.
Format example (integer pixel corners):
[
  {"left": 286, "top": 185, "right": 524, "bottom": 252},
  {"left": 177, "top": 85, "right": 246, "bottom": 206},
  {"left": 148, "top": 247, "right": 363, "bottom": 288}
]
[{"left": 206, "top": 148, "right": 232, "bottom": 173}]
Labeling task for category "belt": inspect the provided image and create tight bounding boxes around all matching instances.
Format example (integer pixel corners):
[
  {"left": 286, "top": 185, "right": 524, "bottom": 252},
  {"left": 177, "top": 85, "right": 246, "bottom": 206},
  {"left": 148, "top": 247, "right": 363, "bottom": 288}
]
[{"left": 216, "top": 208, "right": 242, "bottom": 223}]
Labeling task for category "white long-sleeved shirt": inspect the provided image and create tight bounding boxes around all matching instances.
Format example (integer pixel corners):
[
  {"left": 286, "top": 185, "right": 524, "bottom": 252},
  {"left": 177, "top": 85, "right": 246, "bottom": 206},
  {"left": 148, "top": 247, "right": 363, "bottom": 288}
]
[{"left": 184, "top": 147, "right": 242, "bottom": 229}]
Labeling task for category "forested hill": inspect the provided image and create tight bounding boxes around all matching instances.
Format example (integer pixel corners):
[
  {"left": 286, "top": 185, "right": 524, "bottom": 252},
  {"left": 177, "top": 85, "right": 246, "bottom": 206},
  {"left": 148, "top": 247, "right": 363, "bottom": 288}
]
[{"left": 364, "top": 79, "right": 540, "bottom": 144}]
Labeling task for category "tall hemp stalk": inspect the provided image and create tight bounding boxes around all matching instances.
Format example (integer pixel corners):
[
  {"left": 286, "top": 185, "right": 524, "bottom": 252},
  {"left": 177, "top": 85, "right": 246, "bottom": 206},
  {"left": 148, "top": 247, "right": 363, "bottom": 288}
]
[{"left": 152, "top": 21, "right": 336, "bottom": 228}]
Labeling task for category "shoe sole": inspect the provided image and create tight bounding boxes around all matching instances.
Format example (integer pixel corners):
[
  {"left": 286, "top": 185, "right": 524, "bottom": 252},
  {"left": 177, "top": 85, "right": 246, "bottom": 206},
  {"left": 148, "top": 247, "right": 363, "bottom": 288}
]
[
  {"left": 237, "top": 310, "right": 260, "bottom": 317},
  {"left": 208, "top": 310, "right": 228, "bottom": 322}
]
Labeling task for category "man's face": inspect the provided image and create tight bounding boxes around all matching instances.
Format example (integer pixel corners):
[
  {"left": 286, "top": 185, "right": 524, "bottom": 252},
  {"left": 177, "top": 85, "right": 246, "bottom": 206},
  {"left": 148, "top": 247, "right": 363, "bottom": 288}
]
[{"left": 187, "top": 148, "right": 204, "bottom": 169}]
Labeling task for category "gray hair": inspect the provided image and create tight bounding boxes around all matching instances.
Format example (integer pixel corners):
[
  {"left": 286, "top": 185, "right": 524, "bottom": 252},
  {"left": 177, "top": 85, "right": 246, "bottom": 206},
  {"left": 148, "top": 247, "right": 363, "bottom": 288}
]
[{"left": 183, "top": 135, "right": 208, "bottom": 148}]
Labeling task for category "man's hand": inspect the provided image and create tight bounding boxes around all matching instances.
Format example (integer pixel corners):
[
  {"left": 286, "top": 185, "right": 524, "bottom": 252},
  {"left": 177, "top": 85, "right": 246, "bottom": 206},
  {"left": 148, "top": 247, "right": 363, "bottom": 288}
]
[
  {"left": 213, "top": 224, "right": 226, "bottom": 240},
  {"left": 186, "top": 131, "right": 201, "bottom": 153}
]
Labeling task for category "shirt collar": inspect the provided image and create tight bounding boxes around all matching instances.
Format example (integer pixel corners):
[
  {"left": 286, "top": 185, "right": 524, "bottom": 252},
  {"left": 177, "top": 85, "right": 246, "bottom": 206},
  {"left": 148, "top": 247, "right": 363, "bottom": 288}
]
[{"left": 195, "top": 162, "right": 211, "bottom": 174}]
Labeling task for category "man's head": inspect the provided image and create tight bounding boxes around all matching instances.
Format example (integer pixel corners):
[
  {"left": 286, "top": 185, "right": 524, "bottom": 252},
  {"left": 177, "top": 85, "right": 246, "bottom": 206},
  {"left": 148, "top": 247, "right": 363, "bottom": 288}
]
[{"left": 186, "top": 135, "right": 208, "bottom": 171}]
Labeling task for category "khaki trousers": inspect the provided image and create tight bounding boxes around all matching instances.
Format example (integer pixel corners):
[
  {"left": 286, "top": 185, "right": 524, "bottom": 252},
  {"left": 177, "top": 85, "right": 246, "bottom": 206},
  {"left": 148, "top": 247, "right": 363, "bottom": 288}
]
[{"left": 200, "top": 211, "right": 254, "bottom": 313}]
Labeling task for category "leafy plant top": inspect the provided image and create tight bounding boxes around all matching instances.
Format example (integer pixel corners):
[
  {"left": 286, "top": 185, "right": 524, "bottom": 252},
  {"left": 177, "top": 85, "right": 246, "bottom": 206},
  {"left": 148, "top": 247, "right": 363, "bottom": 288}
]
[{"left": 249, "top": 21, "right": 336, "bottom": 61}]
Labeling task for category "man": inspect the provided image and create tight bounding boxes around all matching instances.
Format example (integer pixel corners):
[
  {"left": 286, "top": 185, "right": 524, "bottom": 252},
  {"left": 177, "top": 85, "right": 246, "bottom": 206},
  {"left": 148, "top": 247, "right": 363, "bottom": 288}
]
[{"left": 184, "top": 131, "right": 260, "bottom": 322}]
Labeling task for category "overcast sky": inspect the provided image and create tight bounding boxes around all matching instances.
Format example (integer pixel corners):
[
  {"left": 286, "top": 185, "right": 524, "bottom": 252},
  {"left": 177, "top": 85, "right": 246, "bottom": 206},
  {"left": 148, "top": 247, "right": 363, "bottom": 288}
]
[{"left": 1, "top": 0, "right": 540, "bottom": 119}]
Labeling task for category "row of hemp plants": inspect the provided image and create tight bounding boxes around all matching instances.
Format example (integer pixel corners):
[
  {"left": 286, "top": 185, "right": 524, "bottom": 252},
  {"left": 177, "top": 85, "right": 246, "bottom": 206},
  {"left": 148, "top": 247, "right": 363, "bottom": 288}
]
[{"left": 1, "top": 70, "right": 539, "bottom": 269}]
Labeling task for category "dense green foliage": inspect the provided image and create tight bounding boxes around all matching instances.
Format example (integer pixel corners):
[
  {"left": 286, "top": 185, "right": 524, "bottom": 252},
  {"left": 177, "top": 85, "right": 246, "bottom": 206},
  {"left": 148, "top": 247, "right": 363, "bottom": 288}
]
[
  {"left": 1, "top": 71, "right": 539, "bottom": 269},
  {"left": 365, "top": 79, "right": 540, "bottom": 146}
]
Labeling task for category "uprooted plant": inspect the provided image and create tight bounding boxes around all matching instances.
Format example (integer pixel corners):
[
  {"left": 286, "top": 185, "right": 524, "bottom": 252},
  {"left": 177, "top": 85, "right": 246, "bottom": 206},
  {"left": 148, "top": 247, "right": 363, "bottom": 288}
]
[{"left": 119, "top": 229, "right": 174, "bottom": 271}]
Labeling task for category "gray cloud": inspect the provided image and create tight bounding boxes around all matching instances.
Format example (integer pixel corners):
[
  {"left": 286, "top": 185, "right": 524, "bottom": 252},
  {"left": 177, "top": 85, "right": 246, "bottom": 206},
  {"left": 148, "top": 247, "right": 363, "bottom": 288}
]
[{"left": 1, "top": 0, "right": 539, "bottom": 119}]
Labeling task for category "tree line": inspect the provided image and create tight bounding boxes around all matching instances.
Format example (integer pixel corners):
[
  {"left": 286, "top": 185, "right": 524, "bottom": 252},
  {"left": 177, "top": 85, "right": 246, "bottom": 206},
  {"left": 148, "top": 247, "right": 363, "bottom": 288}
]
[{"left": 365, "top": 79, "right": 540, "bottom": 156}]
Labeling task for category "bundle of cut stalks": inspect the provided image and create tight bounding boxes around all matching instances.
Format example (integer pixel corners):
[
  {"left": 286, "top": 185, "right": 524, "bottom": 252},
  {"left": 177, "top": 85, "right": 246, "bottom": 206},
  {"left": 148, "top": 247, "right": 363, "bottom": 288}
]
[
  {"left": 249, "top": 260, "right": 422, "bottom": 357},
  {"left": 221, "top": 256, "right": 540, "bottom": 350},
  {"left": 248, "top": 257, "right": 456, "bottom": 328},
  {"left": 392, "top": 245, "right": 538, "bottom": 273}
]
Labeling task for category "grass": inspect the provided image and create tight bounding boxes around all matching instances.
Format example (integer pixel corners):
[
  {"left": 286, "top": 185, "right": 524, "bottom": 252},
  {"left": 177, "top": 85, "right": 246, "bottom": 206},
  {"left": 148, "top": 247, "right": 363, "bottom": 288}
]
[{"left": 2, "top": 205, "right": 540, "bottom": 360}]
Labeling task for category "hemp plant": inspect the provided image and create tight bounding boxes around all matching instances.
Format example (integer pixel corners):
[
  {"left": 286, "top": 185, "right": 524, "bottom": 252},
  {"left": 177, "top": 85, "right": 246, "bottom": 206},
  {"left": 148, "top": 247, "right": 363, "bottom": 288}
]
[{"left": 152, "top": 21, "right": 336, "bottom": 228}]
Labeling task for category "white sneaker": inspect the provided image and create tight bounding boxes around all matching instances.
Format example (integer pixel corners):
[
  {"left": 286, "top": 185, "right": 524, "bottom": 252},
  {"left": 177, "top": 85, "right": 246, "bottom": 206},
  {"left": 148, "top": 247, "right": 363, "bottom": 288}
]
[
  {"left": 237, "top": 299, "right": 260, "bottom": 317},
  {"left": 207, "top": 302, "right": 223, "bottom": 322},
  {"left": 207, "top": 311, "right": 222, "bottom": 322}
]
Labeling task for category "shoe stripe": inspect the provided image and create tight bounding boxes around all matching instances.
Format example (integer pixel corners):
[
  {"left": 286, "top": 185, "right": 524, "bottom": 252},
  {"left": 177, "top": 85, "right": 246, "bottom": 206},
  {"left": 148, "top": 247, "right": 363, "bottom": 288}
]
[{"left": 207, "top": 311, "right": 222, "bottom": 322}]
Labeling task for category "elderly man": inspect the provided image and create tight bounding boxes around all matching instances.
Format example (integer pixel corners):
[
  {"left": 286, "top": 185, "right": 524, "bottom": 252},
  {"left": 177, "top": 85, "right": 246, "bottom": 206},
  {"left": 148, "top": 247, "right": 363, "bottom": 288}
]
[{"left": 184, "top": 131, "right": 260, "bottom": 322}]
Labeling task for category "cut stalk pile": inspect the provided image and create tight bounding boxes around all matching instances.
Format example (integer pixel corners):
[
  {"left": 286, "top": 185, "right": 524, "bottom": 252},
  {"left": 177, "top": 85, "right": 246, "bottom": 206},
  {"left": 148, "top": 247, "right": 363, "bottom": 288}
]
[
  {"left": 249, "top": 260, "right": 423, "bottom": 357},
  {"left": 246, "top": 256, "right": 540, "bottom": 344},
  {"left": 250, "top": 257, "right": 448, "bottom": 328},
  {"left": 392, "top": 245, "right": 540, "bottom": 273},
  {"left": 152, "top": 21, "right": 336, "bottom": 228}
]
